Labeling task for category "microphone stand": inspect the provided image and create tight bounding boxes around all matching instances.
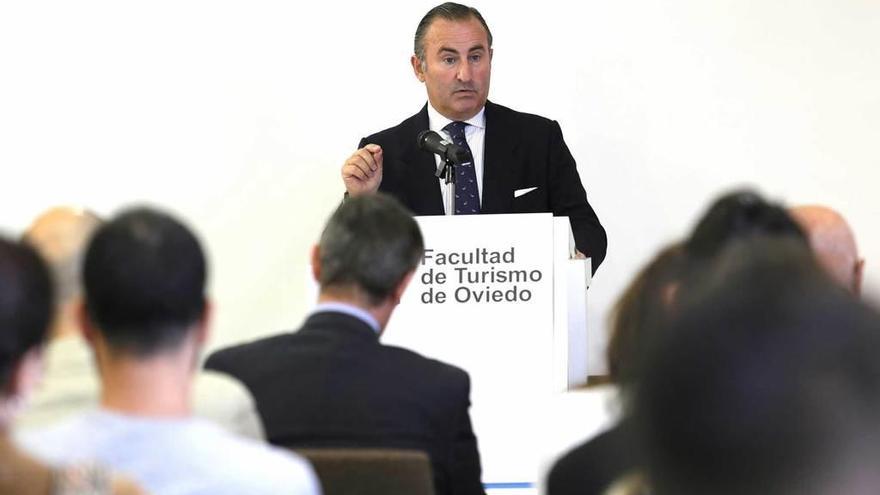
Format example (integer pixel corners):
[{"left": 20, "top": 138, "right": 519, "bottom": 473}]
[{"left": 435, "top": 157, "right": 456, "bottom": 216}]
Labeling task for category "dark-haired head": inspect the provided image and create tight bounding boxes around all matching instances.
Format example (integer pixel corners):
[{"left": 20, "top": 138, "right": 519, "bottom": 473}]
[
  {"left": 414, "top": 3, "right": 492, "bottom": 67},
  {"left": 316, "top": 194, "right": 423, "bottom": 308},
  {"left": 685, "top": 189, "right": 806, "bottom": 259},
  {"left": 679, "top": 189, "right": 809, "bottom": 293},
  {"left": 0, "top": 236, "right": 53, "bottom": 393},
  {"left": 83, "top": 207, "right": 207, "bottom": 357}
]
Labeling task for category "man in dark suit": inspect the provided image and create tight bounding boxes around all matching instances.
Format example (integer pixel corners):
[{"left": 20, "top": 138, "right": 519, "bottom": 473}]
[
  {"left": 206, "top": 194, "right": 485, "bottom": 495},
  {"left": 341, "top": 2, "right": 607, "bottom": 273}
]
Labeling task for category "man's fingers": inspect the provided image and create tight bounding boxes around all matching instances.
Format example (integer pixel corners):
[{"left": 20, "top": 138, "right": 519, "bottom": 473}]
[
  {"left": 341, "top": 145, "right": 383, "bottom": 195},
  {"left": 354, "top": 148, "right": 379, "bottom": 172},
  {"left": 343, "top": 161, "right": 370, "bottom": 181},
  {"left": 344, "top": 153, "right": 376, "bottom": 177},
  {"left": 364, "top": 144, "right": 383, "bottom": 171}
]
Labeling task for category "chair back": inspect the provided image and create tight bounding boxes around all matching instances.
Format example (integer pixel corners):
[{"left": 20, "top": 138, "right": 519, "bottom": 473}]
[{"left": 294, "top": 447, "right": 435, "bottom": 495}]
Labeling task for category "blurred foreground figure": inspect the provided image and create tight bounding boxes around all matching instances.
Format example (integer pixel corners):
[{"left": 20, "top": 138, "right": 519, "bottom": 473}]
[
  {"left": 635, "top": 237, "right": 880, "bottom": 495},
  {"left": 790, "top": 205, "right": 864, "bottom": 295},
  {"left": 18, "top": 206, "right": 102, "bottom": 428},
  {"left": 23, "top": 207, "right": 319, "bottom": 495},
  {"left": 19, "top": 205, "right": 265, "bottom": 438},
  {"left": 0, "top": 235, "right": 142, "bottom": 495},
  {"left": 547, "top": 189, "right": 807, "bottom": 495}
]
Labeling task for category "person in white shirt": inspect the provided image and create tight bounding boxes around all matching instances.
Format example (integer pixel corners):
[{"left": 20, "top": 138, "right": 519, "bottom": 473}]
[
  {"left": 23, "top": 206, "right": 320, "bottom": 495},
  {"left": 18, "top": 206, "right": 264, "bottom": 440}
]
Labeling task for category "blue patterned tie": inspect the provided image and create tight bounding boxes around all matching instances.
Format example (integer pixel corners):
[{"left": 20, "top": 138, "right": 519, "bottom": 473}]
[{"left": 443, "top": 121, "right": 480, "bottom": 214}]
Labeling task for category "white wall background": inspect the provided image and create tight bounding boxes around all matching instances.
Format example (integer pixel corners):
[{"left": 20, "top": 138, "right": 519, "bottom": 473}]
[{"left": 1, "top": 1, "right": 878, "bottom": 374}]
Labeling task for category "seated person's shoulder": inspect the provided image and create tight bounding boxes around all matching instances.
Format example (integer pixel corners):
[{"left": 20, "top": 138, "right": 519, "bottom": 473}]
[
  {"left": 209, "top": 431, "right": 320, "bottom": 494},
  {"left": 381, "top": 344, "right": 471, "bottom": 386},
  {"left": 204, "top": 334, "right": 289, "bottom": 372},
  {"left": 18, "top": 415, "right": 98, "bottom": 464}
]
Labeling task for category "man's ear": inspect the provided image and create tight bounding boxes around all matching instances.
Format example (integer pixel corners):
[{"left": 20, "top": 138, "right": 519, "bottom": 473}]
[
  {"left": 411, "top": 55, "right": 426, "bottom": 82},
  {"left": 311, "top": 244, "right": 322, "bottom": 283},
  {"left": 76, "top": 301, "right": 98, "bottom": 348},
  {"left": 854, "top": 258, "right": 865, "bottom": 296},
  {"left": 194, "top": 300, "right": 213, "bottom": 347},
  {"left": 391, "top": 270, "right": 417, "bottom": 305}
]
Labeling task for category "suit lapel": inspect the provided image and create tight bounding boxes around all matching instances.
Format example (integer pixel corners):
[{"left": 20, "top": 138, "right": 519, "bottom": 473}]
[
  {"left": 481, "top": 101, "right": 518, "bottom": 214},
  {"left": 399, "top": 105, "right": 444, "bottom": 215}
]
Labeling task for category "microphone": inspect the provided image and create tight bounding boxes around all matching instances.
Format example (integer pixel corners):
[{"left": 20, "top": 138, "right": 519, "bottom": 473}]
[{"left": 417, "top": 130, "right": 471, "bottom": 165}]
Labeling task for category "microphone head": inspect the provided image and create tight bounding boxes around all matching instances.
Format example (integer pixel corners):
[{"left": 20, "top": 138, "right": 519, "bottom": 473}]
[
  {"left": 450, "top": 147, "right": 471, "bottom": 165},
  {"left": 417, "top": 129, "right": 469, "bottom": 164},
  {"left": 417, "top": 130, "right": 440, "bottom": 151}
]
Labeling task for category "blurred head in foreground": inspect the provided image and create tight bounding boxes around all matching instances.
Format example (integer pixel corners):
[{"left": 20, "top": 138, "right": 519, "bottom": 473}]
[
  {"left": 608, "top": 189, "right": 808, "bottom": 389},
  {"left": 23, "top": 206, "right": 102, "bottom": 339},
  {"left": 635, "top": 237, "right": 880, "bottom": 495},
  {"left": 81, "top": 206, "right": 209, "bottom": 384},
  {"left": 0, "top": 236, "right": 53, "bottom": 425}
]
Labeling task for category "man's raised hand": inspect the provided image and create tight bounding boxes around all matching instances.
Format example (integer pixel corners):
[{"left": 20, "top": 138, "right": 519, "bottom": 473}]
[{"left": 341, "top": 144, "right": 383, "bottom": 196}]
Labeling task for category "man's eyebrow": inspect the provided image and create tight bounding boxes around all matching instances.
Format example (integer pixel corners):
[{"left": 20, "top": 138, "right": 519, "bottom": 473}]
[{"left": 437, "top": 44, "right": 486, "bottom": 54}]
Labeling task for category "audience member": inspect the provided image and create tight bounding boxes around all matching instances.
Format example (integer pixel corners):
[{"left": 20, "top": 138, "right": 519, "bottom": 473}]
[
  {"left": 546, "top": 189, "right": 808, "bottom": 495},
  {"left": 17, "top": 207, "right": 102, "bottom": 429},
  {"left": 18, "top": 206, "right": 265, "bottom": 439},
  {"left": 0, "top": 235, "right": 142, "bottom": 495},
  {"left": 206, "top": 194, "right": 485, "bottom": 495},
  {"left": 634, "top": 237, "right": 880, "bottom": 495},
  {"left": 790, "top": 204, "right": 864, "bottom": 295},
  {"left": 22, "top": 207, "right": 319, "bottom": 495},
  {"left": 683, "top": 189, "right": 806, "bottom": 267}
]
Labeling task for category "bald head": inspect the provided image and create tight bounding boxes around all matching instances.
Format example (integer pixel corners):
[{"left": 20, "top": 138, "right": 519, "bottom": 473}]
[
  {"left": 790, "top": 205, "right": 863, "bottom": 295},
  {"left": 24, "top": 206, "right": 103, "bottom": 306}
]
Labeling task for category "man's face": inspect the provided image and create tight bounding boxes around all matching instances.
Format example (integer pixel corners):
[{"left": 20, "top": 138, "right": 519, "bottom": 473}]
[{"left": 412, "top": 17, "right": 492, "bottom": 121}]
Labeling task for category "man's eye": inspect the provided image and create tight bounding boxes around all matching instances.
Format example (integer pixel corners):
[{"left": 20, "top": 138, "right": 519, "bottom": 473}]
[
  {"left": 469, "top": 54, "right": 481, "bottom": 63},
  {"left": 443, "top": 57, "right": 456, "bottom": 65}
]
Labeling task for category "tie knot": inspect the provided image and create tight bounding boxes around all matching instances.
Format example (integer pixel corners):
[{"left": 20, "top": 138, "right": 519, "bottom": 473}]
[{"left": 443, "top": 121, "right": 467, "bottom": 140}]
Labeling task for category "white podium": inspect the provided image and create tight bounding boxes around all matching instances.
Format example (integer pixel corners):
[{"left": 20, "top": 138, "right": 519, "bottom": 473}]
[{"left": 381, "top": 213, "right": 592, "bottom": 490}]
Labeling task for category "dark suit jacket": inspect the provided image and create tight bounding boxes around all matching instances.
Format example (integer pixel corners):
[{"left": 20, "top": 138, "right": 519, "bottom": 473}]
[
  {"left": 545, "top": 421, "right": 638, "bottom": 495},
  {"left": 205, "top": 311, "right": 485, "bottom": 495},
  {"left": 360, "top": 101, "right": 607, "bottom": 272}
]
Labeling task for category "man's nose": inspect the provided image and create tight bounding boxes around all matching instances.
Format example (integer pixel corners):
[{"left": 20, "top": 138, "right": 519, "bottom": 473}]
[{"left": 457, "top": 62, "right": 472, "bottom": 82}]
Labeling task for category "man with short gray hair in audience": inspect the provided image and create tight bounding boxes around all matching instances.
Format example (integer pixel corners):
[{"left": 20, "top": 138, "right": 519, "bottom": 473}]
[
  {"left": 23, "top": 206, "right": 319, "bottom": 495},
  {"left": 18, "top": 206, "right": 265, "bottom": 440},
  {"left": 207, "top": 193, "right": 485, "bottom": 495},
  {"left": 790, "top": 205, "right": 864, "bottom": 295}
]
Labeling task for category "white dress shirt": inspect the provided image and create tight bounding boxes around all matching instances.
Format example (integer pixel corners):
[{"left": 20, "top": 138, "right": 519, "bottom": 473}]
[{"left": 427, "top": 103, "right": 486, "bottom": 214}]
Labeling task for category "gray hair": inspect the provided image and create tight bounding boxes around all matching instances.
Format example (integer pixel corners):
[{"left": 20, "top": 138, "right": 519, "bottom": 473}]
[
  {"left": 318, "top": 194, "right": 424, "bottom": 306},
  {"left": 414, "top": 2, "right": 493, "bottom": 68}
]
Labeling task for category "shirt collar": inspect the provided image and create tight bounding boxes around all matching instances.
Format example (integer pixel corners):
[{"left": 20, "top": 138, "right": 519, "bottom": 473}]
[
  {"left": 427, "top": 102, "right": 486, "bottom": 134},
  {"left": 311, "top": 302, "right": 381, "bottom": 334}
]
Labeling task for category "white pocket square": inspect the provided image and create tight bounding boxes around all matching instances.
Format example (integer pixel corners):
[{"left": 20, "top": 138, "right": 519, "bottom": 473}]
[{"left": 514, "top": 187, "right": 538, "bottom": 198}]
